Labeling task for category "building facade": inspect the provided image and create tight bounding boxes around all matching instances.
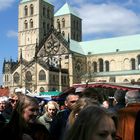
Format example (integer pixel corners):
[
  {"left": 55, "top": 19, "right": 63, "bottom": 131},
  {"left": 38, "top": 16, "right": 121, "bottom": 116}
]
[{"left": 2, "top": 0, "right": 140, "bottom": 93}]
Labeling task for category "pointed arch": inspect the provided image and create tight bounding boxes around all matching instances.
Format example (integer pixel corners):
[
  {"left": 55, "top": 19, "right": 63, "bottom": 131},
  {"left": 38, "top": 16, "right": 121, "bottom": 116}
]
[{"left": 39, "top": 70, "right": 46, "bottom": 81}]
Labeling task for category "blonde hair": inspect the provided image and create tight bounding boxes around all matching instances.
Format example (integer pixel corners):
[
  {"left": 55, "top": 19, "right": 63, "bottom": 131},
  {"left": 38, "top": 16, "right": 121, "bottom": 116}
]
[{"left": 44, "top": 101, "right": 59, "bottom": 111}]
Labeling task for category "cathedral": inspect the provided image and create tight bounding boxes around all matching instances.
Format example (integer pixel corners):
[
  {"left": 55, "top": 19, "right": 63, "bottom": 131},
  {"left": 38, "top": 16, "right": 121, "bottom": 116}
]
[{"left": 2, "top": 0, "right": 140, "bottom": 93}]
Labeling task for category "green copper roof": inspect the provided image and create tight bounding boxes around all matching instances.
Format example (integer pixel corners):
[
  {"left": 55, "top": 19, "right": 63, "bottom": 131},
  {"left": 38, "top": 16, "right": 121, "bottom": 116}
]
[
  {"left": 70, "top": 34, "right": 140, "bottom": 55},
  {"left": 20, "top": 0, "right": 52, "bottom": 5},
  {"left": 54, "top": 2, "right": 80, "bottom": 17},
  {"left": 20, "top": 0, "right": 31, "bottom": 3}
]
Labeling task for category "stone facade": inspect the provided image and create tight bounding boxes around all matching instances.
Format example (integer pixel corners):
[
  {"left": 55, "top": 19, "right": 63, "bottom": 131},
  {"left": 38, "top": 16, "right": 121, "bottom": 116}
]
[{"left": 2, "top": 0, "right": 140, "bottom": 93}]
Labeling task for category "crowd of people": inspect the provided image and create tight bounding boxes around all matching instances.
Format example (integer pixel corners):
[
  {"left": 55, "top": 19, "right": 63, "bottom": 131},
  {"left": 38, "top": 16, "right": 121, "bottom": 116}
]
[{"left": 0, "top": 86, "right": 140, "bottom": 140}]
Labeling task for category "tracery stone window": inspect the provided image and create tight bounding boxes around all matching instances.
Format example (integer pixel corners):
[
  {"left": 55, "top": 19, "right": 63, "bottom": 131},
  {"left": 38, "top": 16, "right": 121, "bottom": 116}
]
[
  {"left": 13, "top": 72, "right": 20, "bottom": 84},
  {"left": 105, "top": 61, "right": 109, "bottom": 72},
  {"left": 25, "top": 71, "right": 32, "bottom": 82},
  {"left": 131, "top": 58, "right": 135, "bottom": 70},
  {"left": 39, "top": 70, "right": 46, "bottom": 81},
  {"left": 99, "top": 58, "right": 104, "bottom": 72},
  {"left": 24, "top": 5, "right": 28, "bottom": 16},
  {"left": 30, "top": 4, "right": 34, "bottom": 15}
]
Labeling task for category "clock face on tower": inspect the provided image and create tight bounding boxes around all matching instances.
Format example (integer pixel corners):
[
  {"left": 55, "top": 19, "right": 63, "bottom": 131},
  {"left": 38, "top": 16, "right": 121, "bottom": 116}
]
[{"left": 44, "top": 35, "right": 60, "bottom": 55}]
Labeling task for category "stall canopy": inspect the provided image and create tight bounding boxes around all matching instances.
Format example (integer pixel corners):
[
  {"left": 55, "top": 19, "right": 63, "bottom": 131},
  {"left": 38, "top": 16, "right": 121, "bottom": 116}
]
[{"left": 39, "top": 91, "right": 62, "bottom": 96}]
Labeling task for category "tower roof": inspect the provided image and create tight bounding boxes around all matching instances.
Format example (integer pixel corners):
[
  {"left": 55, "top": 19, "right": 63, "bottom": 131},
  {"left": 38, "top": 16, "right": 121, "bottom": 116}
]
[
  {"left": 54, "top": 2, "right": 80, "bottom": 17},
  {"left": 20, "top": 0, "right": 53, "bottom": 5}
]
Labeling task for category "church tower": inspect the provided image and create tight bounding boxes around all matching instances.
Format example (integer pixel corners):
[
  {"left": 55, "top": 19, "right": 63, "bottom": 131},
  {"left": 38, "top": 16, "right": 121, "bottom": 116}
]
[
  {"left": 54, "top": 2, "right": 82, "bottom": 42},
  {"left": 18, "top": 0, "right": 54, "bottom": 61}
]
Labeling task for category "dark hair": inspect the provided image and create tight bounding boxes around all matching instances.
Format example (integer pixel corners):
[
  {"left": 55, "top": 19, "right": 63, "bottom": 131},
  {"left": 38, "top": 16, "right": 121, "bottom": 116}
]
[{"left": 80, "top": 87, "right": 103, "bottom": 103}]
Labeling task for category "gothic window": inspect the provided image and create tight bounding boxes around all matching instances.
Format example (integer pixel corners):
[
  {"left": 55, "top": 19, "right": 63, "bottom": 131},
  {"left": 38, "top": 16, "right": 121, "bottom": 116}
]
[
  {"left": 24, "top": 5, "right": 28, "bottom": 16},
  {"left": 57, "top": 19, "right": 60, "bottom": 29},
  {"left": 13, "top": 72, "right": 20, "bottom": 84},
  {"left": 39, "top": 70, "right": 46, "bottom": 81},
  {"left": 92, "top": 61, "right": 97, "bottom": 72},
  {"left": 99, "top": 58, "right": 104, "bottom": 72},
  {"left": 25, "top": 71, "right": 32, "bottom": 82},
  {"left": 62, "top": 31, "right": 65, "bottom": 37},
  {"left": 30, "top": 4, "right": 34, "bottom": 15},
  {"left": 40, "top": 87, "right": 45, "bottom": 92},
  {"left": 24, "top": 20, "right": 28, "bottom": 29},
  {"left": 47, "top": 23, "right": 50, "bottom": 30},
  {"left": 73, "top": 20, "right": 75, "bottom": 29},
  {"left": 43, "top": 22, "right": 46, "bottom": 36},
  {"left": 131, "top": 58, "right": 135, "bottom": 70},
  {"left": 43, "top": 7, "right": 46, "bottom": 16},
  {"left": 76, "top": 20, "right": 79, "bottom": 29},
  {"left": 62, "top": 18, "right": 65, "bottom": 28},
  {"left": 30, "top": 19, "right": 33, "bottom": 28},
  {"left": 105, "top": 60, "right": 109, "bottom": 72},
  {"left": 47, "top": 8, "right": 50, "bottom": 18}
]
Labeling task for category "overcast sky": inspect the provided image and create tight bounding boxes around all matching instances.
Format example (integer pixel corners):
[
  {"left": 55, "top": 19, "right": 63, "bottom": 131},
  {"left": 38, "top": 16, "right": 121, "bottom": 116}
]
[{"left": 0, "top": 0, "right": 140, "bottom": 85}]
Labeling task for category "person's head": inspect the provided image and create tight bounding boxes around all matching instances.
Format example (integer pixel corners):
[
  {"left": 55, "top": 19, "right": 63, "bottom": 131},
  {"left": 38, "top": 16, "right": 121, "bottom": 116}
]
[
  {"left": 11, "top": 94, "right": 39, "bottom": 124},
  {"left": 113, "top": 89, "right": 126, "bottom": 106},
  {"left": 44, "top": 101, "right": 59, "bottom": 118},
  {"left": 68, "top": 97, "right": 99, "bottom": 126},
  {"left": 9, "top": 93, "right": 19, "bottom": 109},
  {"left": 0, "top": 96, "right": 9, "bottom": 112},
  {"left": 65, "top": 93, "right": 79, "bottom": 110},
  {"left": 80, "top": 87, "right": 102, "bottom": 104},
  {"left": 125, "top": 90, "right": 140, "bottom": 106},
  {"left": 64, "top": 106, "right": 117, "bottom": 140}
]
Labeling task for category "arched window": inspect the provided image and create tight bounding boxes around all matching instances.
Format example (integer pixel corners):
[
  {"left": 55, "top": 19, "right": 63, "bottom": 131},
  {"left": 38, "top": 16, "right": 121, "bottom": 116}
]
[
  {"left": 40, "top": 87, "right": 45, "bottom": 92},
  {"left": 13, "top": 72, "right": 20, "bottom": 84},
  {"left": 47, "top": 8, "right": 50, "bottom": 18},
  {"left": 92, "top": 61, "right": 97, "bottom": 72},
  {"left": 62, "top": 31, "right": 65, "bottom": 37},
  {"left": 109, "top": 77, "right": 116, "bottom": 82},
  {"left": 30, "top": 19, "right": 33, "bottom": 28},
  {"left": 57, "top": 19, "right": 60, "bottom": 29},
  {"left": 62, "top": 18, "right": 65, "bottom": 28},
  {"left": 30, "top": 4, "right": 34, "bottom": 15},
  {"left": 99, "top": 58, "right": 103, "bottom": 72},
  {"left": 137, "top": 55, "right": 140, "bottom": 65},
  {"left": 39, "top": 70, "right": 46, "bottom": 81},
  {"left": 105, "top": 60, "right": 109, "bottom": 72},
  {"left": 131, "top": 58, "right": 135, "bottom": 70},
  {"left": 24, "top": 5, "right": 28, "bottom": 16},
  {"left": 123, "top": 79, "right": 129, "bottom": 83},
  {"left": 25, "top": 71, "right": 32, "bottom": 82},
  {"left": 43, "top": 7, "right": 46, "bottom": 16},
  {"left": 24, "top": 20, "right": 28, "bottom": 29}
]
